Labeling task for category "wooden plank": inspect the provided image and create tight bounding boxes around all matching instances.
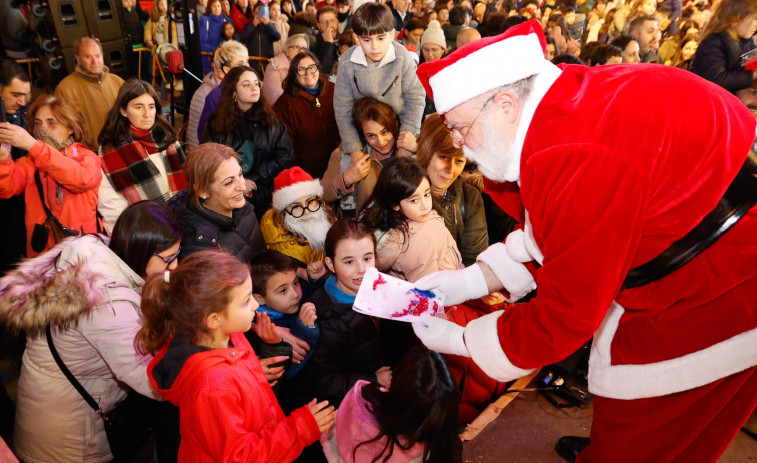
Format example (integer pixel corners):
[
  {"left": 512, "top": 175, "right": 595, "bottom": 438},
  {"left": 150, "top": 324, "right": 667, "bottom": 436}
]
[{"left": 460, "top": 369, "right": 541, "bottom": 442}]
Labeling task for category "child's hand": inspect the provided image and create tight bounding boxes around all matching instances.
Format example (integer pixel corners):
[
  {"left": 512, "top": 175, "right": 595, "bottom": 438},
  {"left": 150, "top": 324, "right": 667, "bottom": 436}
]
[
  {"left": 375, "top": 366, "right": 392, "bottom": 389},
  {"left": 254, "top": 312, "right": 283, "bottom": 344},
  {"left": 344, "top": 151, "right": 371, "bottom": 186},
  {"left": 299, "top": 302, "right": 317, "bottom": 327},
  {"left": 279, "top": 327, "right": 310, "bottom": 363},
  {"left": 261, "top": 15, "right": 270, "bottom": 25},
  {"left": 396, "top": 131, "right": 418, "bottom": 154},
  {"left": 259, "top": 355, "right": 287, "bottom": 386},
  {"left": 308, "top": 399, "right": 335, "bottom": 432},
  {"left": 307, "top": 260, "right": 328, "bottom": 280}
]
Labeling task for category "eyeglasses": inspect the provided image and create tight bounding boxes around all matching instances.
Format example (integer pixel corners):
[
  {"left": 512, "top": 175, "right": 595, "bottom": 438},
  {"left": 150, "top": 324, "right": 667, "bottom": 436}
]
[
  {"left": 285, "top": 198, "right": 321, "bottom": 218},
  {"left": 446, "top": 94, "right": 495, "bottom": 147},
  {"left": 238, "top": 80, "right": 262, "bottom": 90},
  {"left": 288, "top": 44, "right": 307, "bottom": 51},
  {"left": 153, "top": 245, "right": 181, "bottom": 269},
  {"left": 296, "top": 64, "right": 318, "bottom": 76},
  {"left": 319, "top": 18, "right": 337, "bottom": 24}
]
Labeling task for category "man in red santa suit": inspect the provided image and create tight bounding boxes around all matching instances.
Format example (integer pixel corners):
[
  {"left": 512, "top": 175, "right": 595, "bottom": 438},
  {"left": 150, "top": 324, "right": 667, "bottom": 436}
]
[{"left": 411, "top": 19, "right": 757, "bottom": 463}]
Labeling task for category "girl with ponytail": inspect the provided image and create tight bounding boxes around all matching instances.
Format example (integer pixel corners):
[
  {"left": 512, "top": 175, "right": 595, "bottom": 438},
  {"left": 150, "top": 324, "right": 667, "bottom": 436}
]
[{"left": 138, "top": 250, "right": 335, "bottom": 463}]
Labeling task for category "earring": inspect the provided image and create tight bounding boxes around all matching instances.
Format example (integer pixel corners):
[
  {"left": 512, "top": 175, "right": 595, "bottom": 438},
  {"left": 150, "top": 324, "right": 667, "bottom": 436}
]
[
  {"left": 233, "top": 94, "right": 237, "bottom": 103},
  {"left": 201, "top": 195, "right": 207, "bottom": 200}
]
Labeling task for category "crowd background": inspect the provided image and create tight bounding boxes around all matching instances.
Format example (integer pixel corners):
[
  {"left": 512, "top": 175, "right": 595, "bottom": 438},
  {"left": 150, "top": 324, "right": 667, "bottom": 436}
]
[{"left": 0, "top": 0, "right": 756, "bottom": 461}]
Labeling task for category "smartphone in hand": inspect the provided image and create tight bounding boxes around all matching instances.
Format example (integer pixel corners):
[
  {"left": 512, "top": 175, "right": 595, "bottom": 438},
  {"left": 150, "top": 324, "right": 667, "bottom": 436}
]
[
  {"left": 0, "top": 97, "right": 6, "bottom": 123},
  {"left": 258, "top": 5, "right": 269, "bottom": 19}
]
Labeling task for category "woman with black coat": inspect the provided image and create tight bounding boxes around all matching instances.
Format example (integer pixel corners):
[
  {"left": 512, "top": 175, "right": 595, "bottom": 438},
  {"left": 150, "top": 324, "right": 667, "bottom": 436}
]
[{"left": 202, "top": 66, "right": 295, "bottom": 219}]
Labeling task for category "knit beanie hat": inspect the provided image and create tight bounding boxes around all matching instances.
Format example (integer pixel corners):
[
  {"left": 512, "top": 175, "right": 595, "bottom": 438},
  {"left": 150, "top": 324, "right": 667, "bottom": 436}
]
[
  {"left": 272, "top": 167, "right": 324, "bottom": 211},
  {"left": 421, "top": 20, "right": 446, "bottom": 50}
]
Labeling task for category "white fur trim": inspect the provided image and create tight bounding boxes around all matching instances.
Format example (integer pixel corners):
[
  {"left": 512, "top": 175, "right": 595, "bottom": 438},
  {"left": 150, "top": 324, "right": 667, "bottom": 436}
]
[
  {"left": 477, "top": 243, "right": 537, "bottom": 303},
  {"left": 588, "top": 301, "right": 757, "bottom": 400},
  {"left": 430, "top": 34, "right": 553, "bottom": 114},
  {"left": 464, "top": 310, "right": 536, "bottom": 382},
  {"left": 272, "top": 180, "right": 324, "bottom": 211}
]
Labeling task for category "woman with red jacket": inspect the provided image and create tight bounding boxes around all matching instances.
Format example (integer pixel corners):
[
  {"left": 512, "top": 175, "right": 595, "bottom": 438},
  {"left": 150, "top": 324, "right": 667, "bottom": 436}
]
[{"left": 0, "top": 94, "right": 101, "bottom": 256}]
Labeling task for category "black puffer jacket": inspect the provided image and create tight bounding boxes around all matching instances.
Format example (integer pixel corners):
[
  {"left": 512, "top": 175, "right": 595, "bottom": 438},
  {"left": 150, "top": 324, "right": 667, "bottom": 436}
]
[
  {"left": 690, "top": 30, "right": 757, "bottom": 93},
  {"left": 287, "top": 284, "right": 386, "bottom": 408},
  {"left": 202, "top": 118, "right": 295, "bottom": 219},
  {"left": 170, "top": 191, "right": 266, "bottom": 262},
  {"left": 437, "top": 177, "right": 489, "bottom": 266}
]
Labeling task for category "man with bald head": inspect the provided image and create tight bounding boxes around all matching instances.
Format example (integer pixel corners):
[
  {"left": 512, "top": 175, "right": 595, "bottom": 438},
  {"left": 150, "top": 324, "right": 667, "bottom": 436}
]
[
  {"left": 55, "top": 37, "right": 124, "bottom": 149},
  {"left": 456, "top": 26, "right": 481, "bottom": 48}
]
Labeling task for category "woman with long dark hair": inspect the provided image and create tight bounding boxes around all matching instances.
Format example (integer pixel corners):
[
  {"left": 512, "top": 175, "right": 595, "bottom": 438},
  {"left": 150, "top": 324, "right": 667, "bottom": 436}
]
[
  {"left": 202, "top": 65, "right": 294, "bottom": 218},
  {"left": 320, "top": 97, "right": 415, "bottom": 218},
  {"left": 97, "top": 79, "right": 186, "bottom": 234},
  {"left": 273, "top": 51, "right": 340, "bottom": 178},
  {"left": 690, "top": 0, "right": 757, "bottom": 93}
]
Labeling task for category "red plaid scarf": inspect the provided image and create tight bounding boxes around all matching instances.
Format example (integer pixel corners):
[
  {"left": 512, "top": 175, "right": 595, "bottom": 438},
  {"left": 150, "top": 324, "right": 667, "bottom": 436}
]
[{"left": 100, "top": 125, "right": 186, "bottom": 204}]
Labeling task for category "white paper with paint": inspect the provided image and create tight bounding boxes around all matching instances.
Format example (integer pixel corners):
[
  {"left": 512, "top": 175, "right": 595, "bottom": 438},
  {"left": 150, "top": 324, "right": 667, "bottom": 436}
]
[{"left": 353, "top": 267, "right": 445, "bottom": 322}]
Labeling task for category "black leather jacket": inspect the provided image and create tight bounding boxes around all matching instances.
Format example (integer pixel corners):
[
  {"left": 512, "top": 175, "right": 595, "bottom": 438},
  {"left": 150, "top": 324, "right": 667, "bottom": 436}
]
[{"left": 202, "top": 118, "right": 295, "bottom": 218}]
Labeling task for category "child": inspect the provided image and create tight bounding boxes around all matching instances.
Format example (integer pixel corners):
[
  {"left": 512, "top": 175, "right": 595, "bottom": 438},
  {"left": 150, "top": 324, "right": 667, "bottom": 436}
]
[
  {"left": 321, "top": 345, "right": 462, "bottom": 463},
  {"left": 220, "top": 20, "right": 240, "bottom": 43},
  {"left": 138, "top": 250, "right": 334, "bottom": 462},
  {"left": 287, "top": 219, "right": 392, "bottom": 409},
  {"left": 359, "top": 157, "right": 462, "bottom": 284},
  {"left": 251, "top": 249, "right": 321, "bottom": 379},
  {"left": 334, "top": 3, "right": 426, "bottom": 161}
]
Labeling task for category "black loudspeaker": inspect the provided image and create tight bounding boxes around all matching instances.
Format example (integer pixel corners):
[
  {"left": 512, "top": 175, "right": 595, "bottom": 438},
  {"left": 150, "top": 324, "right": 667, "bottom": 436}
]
[
  {"left": 100, "top": 39, "right": 129, "bottom": 78},
  {"left": 81, "top": 0, "right": 123, "bottom": 42},
  {"left": 42, "top": 0, "right": 89, "bottom": 49}
]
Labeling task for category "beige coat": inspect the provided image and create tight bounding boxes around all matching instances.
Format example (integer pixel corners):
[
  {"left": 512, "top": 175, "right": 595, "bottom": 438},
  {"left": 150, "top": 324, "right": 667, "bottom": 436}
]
[
  {"left": 0, "top": 235, "right": 162, "bottom": 463},
  {"left": 375, "top": 212, "right": 463, "bottom": 283}
]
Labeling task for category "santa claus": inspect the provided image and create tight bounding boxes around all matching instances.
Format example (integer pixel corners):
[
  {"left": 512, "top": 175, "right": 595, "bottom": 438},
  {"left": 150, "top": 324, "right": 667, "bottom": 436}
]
[{"left": 412, "top": 19, "right": 757, "bottom": 462}]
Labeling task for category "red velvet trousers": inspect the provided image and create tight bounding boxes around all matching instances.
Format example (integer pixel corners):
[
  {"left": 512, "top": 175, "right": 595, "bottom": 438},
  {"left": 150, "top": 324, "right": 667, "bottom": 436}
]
[{"left": 577, "top": 366, "right": 757, "bottom": 462}]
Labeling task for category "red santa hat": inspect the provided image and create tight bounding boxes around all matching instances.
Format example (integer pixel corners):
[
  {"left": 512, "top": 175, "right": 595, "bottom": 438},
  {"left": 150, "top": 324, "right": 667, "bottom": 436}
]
[
  {"left": 417, "top": 19, "right": 549, "bottom": 114},
  {"left": 272, "top": 167, "right": 324, "bottom": 211}
]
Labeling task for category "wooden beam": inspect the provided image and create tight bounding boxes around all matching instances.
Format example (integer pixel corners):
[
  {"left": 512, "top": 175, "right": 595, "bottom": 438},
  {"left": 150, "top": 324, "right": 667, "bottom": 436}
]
[{"left": 460, "top": 369, "right": 541, "bottom": 441}]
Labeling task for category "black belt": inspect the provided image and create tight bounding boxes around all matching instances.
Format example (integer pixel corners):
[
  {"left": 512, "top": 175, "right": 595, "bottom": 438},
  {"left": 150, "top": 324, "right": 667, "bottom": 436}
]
[{"left": 623, "top": 148, "right": 757, "bottom": 289}]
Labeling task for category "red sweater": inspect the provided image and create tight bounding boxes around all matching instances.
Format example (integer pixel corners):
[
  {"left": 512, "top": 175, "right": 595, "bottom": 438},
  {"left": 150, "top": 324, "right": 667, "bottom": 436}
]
[{"left": 148, "top": 333, "right": 320, "bottom": 462}]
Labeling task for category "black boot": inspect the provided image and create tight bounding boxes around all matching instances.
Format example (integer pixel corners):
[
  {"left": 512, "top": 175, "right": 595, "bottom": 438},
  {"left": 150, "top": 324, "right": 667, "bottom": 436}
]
[{"left": 555, "top": 435, "right": 590, "bottom": 462}]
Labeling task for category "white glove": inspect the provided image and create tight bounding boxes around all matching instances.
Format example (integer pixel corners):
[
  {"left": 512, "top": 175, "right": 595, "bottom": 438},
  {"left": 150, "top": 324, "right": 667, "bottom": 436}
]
[
  {"left": 477, "top": 242, "right": 536, "bottom": 303},
  {"left": 412, "top": 314, "right": 470, "bottom": 357},
  {"left": 414, "top": 265, "right": 489, "bottom": 306}
]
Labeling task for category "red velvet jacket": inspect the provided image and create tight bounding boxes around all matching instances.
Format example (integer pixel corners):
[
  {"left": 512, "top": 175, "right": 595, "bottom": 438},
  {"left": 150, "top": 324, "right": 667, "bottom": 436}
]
[
  {"left": 473, "top": 64, "right": 757, "bottom": 400},
  {"left": 148, "top": 333, "right": 320, "bottom": 462}
]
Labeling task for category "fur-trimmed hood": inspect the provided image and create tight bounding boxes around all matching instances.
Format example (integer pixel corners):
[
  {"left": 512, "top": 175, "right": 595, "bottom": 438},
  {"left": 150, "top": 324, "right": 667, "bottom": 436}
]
[{"left": 0, "top": 234, "right": 145, "bottom": 337}]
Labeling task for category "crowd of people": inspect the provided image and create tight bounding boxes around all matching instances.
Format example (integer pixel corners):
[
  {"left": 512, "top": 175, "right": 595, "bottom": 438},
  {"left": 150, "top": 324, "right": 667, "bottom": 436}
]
[{"left": 0, "top": 0, "right": 756, "bottom": 461}]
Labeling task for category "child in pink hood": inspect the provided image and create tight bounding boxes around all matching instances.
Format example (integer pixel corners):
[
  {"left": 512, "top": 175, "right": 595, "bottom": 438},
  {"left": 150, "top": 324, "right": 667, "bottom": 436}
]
[{"left": 322, "top": 345, "right": 462, "bottom": 463}]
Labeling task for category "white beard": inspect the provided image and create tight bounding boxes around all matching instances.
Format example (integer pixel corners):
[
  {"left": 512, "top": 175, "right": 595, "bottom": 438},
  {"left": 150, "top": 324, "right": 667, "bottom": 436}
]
[
  {"left": 283, "top": 207, "right": 332, "bottom": 252},
  {"left": 462, "top": 115, "right": 520, "bottom": 183}
]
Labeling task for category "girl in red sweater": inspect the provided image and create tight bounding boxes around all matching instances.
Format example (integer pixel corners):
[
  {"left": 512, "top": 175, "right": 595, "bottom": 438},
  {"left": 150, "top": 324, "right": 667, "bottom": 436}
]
[{"left": 137, "top": 250, "right": 334, "bottom": 462}]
